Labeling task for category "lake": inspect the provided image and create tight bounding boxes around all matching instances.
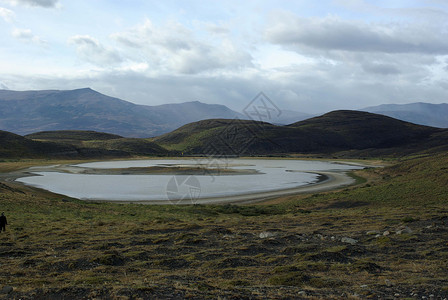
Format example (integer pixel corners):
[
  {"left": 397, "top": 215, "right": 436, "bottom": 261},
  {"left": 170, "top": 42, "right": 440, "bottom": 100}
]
[{"left": 16, "top": 158, "right": 363, "bottom": 203}]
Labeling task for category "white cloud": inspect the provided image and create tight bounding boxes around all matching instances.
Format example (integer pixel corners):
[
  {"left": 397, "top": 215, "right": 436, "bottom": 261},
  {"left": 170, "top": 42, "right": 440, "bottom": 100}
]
[
  {"left": 112, "top": 19, "right": 253, "bottom": 74},
  {"left": 12, "top": 28, "right": 46, "bottom": 44},
  {"left": 0, "top": 6, "right": 14, "bottom": 22},
  {"left": 68, "top": 35, "right": 123, "bottom": 66},
  {"left": 3, "top": 0, "right": 59, "bottom": 8}
]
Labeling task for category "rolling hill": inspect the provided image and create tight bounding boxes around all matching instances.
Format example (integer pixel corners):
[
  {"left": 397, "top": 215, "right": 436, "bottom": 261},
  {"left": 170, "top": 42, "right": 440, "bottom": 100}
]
[
  {"left": 0, "top": 130, "right": 79, "bottom": 158},
  {"left": 24, "top": 130, "right": 169, "bottom": 157},
  {"left": 361, "top": 102, "right": 448, "bottom": 128},
  {"left": 154, "top": 110, "right": 448, "bottom": 156},
  {"left": 4, "top": 110, "right": 448, "bottom": 159},
  {"left": 0, "top": 129, "right": 167, "bottom": 158}
]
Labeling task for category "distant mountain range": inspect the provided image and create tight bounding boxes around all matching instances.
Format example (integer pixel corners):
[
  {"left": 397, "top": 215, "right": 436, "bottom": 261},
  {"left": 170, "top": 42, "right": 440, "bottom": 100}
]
[
  {"left": 1, "top": 87, "right": 447, "bottom": 143},
  {"left": 0, "top": 88, "right": 310, "bottom": 138},
  {"left": 361, "top": 102, "right": 448, "bottom": 128}
]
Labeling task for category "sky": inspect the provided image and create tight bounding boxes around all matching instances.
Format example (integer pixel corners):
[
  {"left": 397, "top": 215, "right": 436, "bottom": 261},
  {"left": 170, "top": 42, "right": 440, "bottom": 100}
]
[{"left": 0, "top": 0, "right": 447, "bottom": 113}]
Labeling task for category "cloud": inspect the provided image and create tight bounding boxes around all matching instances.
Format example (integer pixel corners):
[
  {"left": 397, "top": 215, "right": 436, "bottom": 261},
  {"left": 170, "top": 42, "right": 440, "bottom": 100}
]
[
  {"left": 361, "top": 62, "right": 400, "bottom": 75},
  {"left": 0, "top": 6, "right": 14, "bottom": 22},
  {"left": 112, "top": 19, "right": 253, "bottom": 74},
  {"left": 68, "top": 35, "right": 123, "bottom": 66},
  {"left": 265, "top": 13, "right": 448, "bottom": 55},
  {"left": 12, "top": 28, "right": 46, "bottom": 44},
  {"left": 3, "top": 0, "right": 59, "bottom": 8}
]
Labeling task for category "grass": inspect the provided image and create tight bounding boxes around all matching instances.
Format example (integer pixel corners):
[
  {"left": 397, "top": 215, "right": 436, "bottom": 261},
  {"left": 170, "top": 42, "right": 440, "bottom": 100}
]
[{"left": 0, "top": 153, "right": 447, "bottom": 298}]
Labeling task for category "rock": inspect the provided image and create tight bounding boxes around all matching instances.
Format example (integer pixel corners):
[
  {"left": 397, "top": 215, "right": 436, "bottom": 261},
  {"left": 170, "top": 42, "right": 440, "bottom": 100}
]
[
  {"left": 341, "top": 237, "right": 358, "bottom": 245},
  {"left": 383, "top": 230, "right": 390, "bottom": 236},
  {"left": 1, "top": 286, "right": 13, "bottom": 294},
  {"left": 259, "top": 232, "right": 276, "bottom": 239},
  {"left": 298, "top": 291, "right": 307, "bottom": 296},
  {"left": 395, "top": 225, "right": 412, "bottom": 235},
  {"left": 366, "top": 230, "right": 380, "bottom": 235}
]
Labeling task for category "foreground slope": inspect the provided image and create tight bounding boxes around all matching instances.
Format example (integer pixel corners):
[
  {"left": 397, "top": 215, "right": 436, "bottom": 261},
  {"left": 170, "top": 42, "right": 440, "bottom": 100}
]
[
  {"left": 0, "top": 151, "right": 447, "bottom": 298},
  {"left": 155, "top": 110, "right": 448, "bottom": 156}
]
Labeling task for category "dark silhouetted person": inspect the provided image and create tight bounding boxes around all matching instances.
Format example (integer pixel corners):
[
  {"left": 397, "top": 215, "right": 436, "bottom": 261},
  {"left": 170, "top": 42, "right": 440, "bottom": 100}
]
[{"left": 0, "top": 212, "right": 7, "bottom": 232}]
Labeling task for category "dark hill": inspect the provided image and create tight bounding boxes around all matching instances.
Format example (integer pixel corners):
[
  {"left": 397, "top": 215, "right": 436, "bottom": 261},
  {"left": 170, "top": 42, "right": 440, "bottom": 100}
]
[
  {"left": 155, "top": 111, "right": 447, "bottom": 156},
  {"left": 0, "top": 129, "right": 166, "bottom": 158},
  {"left": 25, "top": 130, "right": 168, "bottom": 156},
  {"left": 288, "top": 110, "right": 438, "bottom": 149},
  {"left": 0, "top": 130, "right": 78, "bottom": 158}
]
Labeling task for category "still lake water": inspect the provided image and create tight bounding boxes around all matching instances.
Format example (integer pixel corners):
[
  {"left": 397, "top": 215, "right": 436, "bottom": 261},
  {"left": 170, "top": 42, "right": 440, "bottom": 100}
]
[{"left": 16, "top": 159, "right": 362, "bottom": 202}]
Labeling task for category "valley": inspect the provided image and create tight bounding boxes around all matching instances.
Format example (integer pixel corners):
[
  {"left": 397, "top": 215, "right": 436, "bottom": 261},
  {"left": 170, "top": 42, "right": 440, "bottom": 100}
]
[{"left": 1, "top": 104, "right": 447, "bottom": 298}]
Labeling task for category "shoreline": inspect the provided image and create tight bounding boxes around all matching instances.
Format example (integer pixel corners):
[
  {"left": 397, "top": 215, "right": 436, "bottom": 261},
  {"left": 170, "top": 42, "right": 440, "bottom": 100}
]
[
  {"left": 79, "top": 170, "right": 354, "bottom": 205},
  {"left": 2, "top": 159, "right": 371, "bottom": 205}
]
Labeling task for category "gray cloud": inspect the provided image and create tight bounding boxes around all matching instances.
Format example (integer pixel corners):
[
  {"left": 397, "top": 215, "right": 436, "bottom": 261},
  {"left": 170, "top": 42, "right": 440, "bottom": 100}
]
[
  {"left": 4, "top": 63, "right": 448, "bottom": 115},
  {"left": 68, "top": 35, "right": 123, "bottom": 66},
  {"left": 265, "top": 13, "right": 448, "bottom": 55},
  {"left": 362, "top": 62, "right": 400, "bottom": 75},
  {"left": 5, "top": 0, "right": 59, "bottom": 8}
]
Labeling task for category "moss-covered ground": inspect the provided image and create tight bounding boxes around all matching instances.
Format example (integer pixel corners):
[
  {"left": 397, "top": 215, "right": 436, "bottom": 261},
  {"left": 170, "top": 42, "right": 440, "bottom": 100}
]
[{"left": 0, "top": 154, "right": 447, "bottom": 299}]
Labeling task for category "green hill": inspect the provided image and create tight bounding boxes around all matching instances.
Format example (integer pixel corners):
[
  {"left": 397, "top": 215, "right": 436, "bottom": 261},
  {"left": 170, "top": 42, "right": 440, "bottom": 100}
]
[
  {"left": 1, "top": 130, "right": 168, "bottom": 158},
  {"left": 25, "top": 130, "right": 169, "bottom": 157},
  {"left": 155, "top": 111, "right": 448, "bottom": 156},
  {"left": 0, "top": 130, "right": 78, "bottom": 158}
]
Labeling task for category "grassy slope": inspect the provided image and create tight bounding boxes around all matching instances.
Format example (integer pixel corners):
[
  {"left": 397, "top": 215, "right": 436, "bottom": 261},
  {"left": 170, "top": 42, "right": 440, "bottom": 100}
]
[
  {"left": 154, "top": 111, "right": 447, "bottom": 156},
  {"left": 25, "top": 130, "right": 123, "bottom": 142},
  {"left": 0, "top": 153, "right": 447, "bottom": 298},
  {"left": 82, "top": 138, "right": 169, "bottom": 156},
  {"left": 0, "top": 130, "right": 77, "bottom": 158},
  {"left": 19, "top": 130, "right": 170, "bottom": 157}
]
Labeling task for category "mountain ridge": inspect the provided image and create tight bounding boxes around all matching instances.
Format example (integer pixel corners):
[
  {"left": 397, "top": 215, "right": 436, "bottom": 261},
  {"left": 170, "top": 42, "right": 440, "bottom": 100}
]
[
  {"left": 0, "top": 88, "right": 312, "bottom": 137},
  {"left": 0, "top": 88, "right": 244, "bottom": 138},
  {"left": 361, "top": 102, "right": 448, "bottom": 128}
]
